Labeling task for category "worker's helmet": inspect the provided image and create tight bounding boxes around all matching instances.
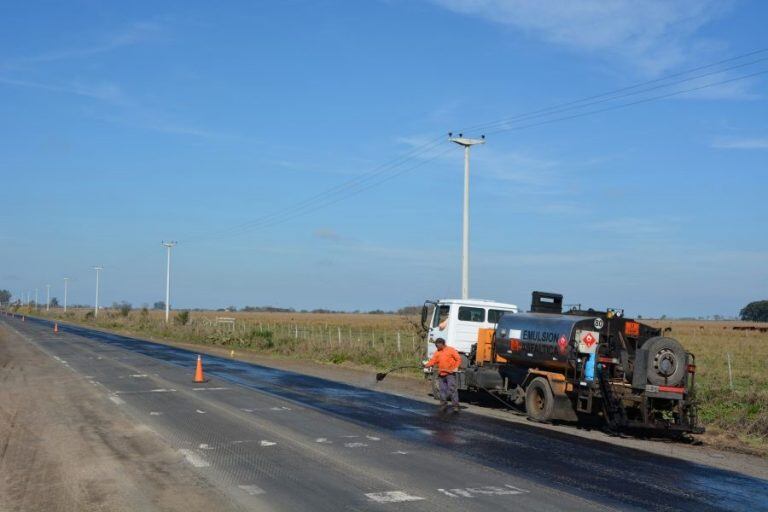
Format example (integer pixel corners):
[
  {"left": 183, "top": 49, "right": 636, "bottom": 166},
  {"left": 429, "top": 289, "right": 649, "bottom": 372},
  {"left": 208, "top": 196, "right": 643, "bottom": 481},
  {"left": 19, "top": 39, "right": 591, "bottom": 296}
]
[{"left": 435, "top": 338, "right": 446, "bottom": 346}]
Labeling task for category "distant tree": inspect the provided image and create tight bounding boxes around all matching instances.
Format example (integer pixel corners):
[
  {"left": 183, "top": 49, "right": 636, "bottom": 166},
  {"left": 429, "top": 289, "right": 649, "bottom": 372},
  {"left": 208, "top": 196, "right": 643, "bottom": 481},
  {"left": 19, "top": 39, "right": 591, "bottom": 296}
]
[
  {"left": 114, "top": 301, "right": 132, "bottom": 317},
  {"left": 396, "top": 305, "right": 421, "bottom": 316},
  {"left": 740, "top": 300, "right": 768, "bottom": 322},
  {"left": 226, "top": 305, "right": 237, "bottom": 312},
  {"left": 174, "top": 310, "right": 190, "bottom": 326},
  {"left": 0, "top": 289, "right": 11, "bottom": 304},
  {"left": 153, "top": 301, "right": 166, "bottom": 310},
  {"left": 50, "top": 297, "right": 59, "bottom": 307}
]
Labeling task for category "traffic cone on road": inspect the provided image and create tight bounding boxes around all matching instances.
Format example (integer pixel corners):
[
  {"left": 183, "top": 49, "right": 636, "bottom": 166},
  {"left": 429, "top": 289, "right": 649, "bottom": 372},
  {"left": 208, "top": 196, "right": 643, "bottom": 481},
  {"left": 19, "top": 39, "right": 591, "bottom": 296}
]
[
  {"left": 54, "top": 322, "right": 59, "bottom": 333},
  {"left": 193, "top": 355, "right": 207, "bottom": 383}
]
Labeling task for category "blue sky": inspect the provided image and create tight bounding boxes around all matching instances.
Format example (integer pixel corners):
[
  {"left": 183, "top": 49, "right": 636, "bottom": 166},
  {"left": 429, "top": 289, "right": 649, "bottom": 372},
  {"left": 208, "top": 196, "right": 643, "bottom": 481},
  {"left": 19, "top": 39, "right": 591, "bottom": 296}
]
[{"left": 1, "top": 0, "right": 766, "bottom": 317}]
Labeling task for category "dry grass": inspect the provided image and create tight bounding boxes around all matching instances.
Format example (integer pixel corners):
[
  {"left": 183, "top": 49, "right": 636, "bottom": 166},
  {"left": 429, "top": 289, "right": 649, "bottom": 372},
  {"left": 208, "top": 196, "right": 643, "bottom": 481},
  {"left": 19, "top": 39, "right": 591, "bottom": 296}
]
[{"left": 19, "top": 306, "right": 768, "bottom": 454}]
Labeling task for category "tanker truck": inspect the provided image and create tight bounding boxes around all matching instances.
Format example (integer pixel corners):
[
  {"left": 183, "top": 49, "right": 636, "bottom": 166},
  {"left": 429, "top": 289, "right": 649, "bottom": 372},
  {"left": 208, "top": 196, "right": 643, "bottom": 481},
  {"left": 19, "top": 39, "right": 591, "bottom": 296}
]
[{"left": 421, "top": 291, "right": 703, "bottom": 434}]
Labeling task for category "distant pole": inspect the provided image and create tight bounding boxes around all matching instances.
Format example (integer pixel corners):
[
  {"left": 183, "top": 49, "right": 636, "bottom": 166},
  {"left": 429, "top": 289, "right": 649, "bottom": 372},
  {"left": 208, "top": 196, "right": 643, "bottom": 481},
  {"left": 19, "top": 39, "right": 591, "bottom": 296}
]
[
  {"left": 46, "top": 284, "right": 50, "bottom": 312},
  {"left": 63, "top": 277, "right": 69, "bottom": 312},
  {"left": 449, "top": 133, "right": 485, "bottom": 300},
  {"left": 162, "top": 241, "right": 177, "bottom": 324},
  {"left": 93, "top": 267, "right": 103, "bottom": 318},
  {"left": 34, "top": 288, "right": 38, "bottom": 310}
]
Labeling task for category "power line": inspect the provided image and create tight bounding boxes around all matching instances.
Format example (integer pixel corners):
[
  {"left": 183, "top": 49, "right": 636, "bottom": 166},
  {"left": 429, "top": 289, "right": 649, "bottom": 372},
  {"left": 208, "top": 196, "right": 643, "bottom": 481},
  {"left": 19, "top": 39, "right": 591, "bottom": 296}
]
[{"left": 182, "top": 49, "right": 768, "bottom": 241}]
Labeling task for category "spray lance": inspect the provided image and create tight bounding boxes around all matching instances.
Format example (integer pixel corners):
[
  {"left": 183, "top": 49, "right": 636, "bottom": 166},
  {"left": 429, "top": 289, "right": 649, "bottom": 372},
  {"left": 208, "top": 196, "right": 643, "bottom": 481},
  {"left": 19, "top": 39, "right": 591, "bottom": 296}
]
[{"left": 375, "top": 364, "right": 425, "bottom": 382}]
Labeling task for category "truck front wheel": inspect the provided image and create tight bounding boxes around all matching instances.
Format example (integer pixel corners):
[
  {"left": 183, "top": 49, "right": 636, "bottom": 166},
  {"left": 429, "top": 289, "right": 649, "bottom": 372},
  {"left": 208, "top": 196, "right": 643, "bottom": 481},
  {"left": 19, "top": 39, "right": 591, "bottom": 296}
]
[{"left": 525, "top": 377, "right": 554, "bottom": 422}]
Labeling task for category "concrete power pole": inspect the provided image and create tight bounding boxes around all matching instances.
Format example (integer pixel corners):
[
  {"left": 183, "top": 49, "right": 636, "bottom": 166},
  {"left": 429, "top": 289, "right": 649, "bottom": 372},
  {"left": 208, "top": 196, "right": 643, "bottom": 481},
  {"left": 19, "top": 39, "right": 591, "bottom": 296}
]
[
  {"left": 46, "top": 284, "right": 50, "bottom": 312},
  {"left": 63, "top": 277, "right": 69, "bottom": 312},
  {"left": 449, "top": 133, "right": 485, "bottom": 300},
  {"left": 93, "top": 267, "right": 103, "bottom": 318},
  {"left": 162, "top": 242, "right": 177, "bottom": 324}
]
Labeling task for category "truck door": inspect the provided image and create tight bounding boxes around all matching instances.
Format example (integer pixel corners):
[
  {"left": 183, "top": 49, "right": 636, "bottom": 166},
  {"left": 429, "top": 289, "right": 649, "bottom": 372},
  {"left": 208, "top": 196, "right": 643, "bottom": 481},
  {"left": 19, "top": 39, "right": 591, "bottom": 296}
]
[
  {"left": 453, "top": 305, "right": 486, "bottom": 354},
  {"left": 427, "top": 304, "right": 451, "bottom": 356}
]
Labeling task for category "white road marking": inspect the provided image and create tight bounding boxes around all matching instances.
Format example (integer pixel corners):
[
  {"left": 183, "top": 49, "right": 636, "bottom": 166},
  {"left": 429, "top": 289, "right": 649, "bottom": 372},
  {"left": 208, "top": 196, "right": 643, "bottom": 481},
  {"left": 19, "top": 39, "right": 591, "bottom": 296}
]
[
  {"left": 130, "top": 374, "right": 148, "bottom": 378},
  {"left": 344, "top": 442, "right": 368, "bottom": 448},
  {"left": 150, "top": 388, "right": 177, "bottom": 393},
  {"left": 193, "top": 387, "right": 230, "bottom": 391},
  {"left": 240, "top": 408, "right": 254, "bottom": 412},
  {"left": 238, "top": 484, "right": 265, "bottom": 496},
  {"left": 437, "top": 484, "right": 528, "bottom": 498},
  {"left": 315, "top": 438, "right": 332, "bottom": 444},
  {"left": 259, "top": 440, "right": 277, "bottom": 447},
  {"left": 341, "top": 435, "right": 359, "bottom": 438},
  {"left": 179, "top": 449, "right": 210, "bottom": 468},
  {"left": 109, "top": 395, "right": 125, "bottom": 405},
  {"left": 269, "top": 406, "right": 291, "bottom": 411},
  {"left": 366, "top": 435, "right": 380, "bottom": 441},
  {"left": 199, "top": 443, "right": 214, "bottom": 450},
  {"left": 150, "top": 411, "right": 162, "bottom": 416},
  {"left": 391, "top": 451, "right": 409, "bottom": 455},
  {"left": 365, "top": 491, "right": 425, "bottom": 503},
  {"left": 195, "top": 409, "right": 206, "bottom": 414}
]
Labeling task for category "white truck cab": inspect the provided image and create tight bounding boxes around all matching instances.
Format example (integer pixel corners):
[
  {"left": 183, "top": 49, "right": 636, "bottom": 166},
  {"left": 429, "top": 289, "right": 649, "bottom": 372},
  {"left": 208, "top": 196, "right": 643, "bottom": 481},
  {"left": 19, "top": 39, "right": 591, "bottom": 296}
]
[{"left": 422, "top": 298, "right": 519, "bottom": 357}]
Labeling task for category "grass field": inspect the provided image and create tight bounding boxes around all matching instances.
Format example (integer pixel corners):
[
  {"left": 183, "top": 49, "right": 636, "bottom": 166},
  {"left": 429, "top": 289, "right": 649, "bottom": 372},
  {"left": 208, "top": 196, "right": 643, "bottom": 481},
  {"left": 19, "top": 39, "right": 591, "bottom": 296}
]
[{"left": 14, "top": 306, "right": 768, "bottom": 455}]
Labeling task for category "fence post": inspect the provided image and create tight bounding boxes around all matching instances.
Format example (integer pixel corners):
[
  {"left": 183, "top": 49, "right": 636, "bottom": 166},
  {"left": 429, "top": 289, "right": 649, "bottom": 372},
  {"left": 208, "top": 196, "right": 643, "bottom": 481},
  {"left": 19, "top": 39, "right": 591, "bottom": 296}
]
[
  {"left": 727, "top": 352, "right": 734, "bottom": 390},
  {"left": 337, "top": 326, "right": 341, "bottom": 345},
  {"left": 295, "top": 324, "right": 298, "bottom": 339},
  {"left": 397, "top": 331, "right": 401, "bottom": 352}
]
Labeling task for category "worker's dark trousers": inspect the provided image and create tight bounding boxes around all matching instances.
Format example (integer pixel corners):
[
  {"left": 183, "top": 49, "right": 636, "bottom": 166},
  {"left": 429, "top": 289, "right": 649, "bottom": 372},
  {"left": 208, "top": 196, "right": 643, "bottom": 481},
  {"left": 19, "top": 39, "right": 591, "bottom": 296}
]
[{"left": 438, "top": 373, "right": 459, "bottom": 406}]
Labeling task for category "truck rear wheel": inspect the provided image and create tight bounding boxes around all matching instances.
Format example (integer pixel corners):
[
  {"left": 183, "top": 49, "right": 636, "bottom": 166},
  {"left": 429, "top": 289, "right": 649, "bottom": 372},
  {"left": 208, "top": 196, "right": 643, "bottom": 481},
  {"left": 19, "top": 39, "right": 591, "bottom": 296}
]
[{"left": 525, "top": 377, "right": 554, "bottom": 422}]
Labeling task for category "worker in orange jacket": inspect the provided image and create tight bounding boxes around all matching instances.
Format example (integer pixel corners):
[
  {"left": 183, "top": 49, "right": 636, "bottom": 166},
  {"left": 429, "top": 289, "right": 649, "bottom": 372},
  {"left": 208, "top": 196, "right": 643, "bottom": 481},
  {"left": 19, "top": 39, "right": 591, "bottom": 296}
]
[{"left": 423, "top": 338, "right": 462, "bottom": 411}]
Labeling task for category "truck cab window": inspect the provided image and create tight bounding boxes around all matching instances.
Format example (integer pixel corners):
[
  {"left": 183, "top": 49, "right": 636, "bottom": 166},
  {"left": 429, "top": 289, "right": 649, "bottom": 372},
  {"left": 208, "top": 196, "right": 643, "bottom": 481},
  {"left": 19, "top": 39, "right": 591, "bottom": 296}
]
[
  {"left": 458, "top": 306, "right": 485, "bottom": 322},
  {"left": 433, "top": 305, "right": 450, "bottom": 328},
  {"left": 488, "top": 309, "right": 507, "bottom": 324}
]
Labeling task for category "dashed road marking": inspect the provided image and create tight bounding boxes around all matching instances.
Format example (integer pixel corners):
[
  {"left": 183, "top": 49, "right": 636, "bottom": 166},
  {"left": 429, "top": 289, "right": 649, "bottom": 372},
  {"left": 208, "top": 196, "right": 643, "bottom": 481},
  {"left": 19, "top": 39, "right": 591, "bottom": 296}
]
[
  {"left": 130, "top": 374, "right": 148, "bottom": 378},
  {"left": 344, "top": 442, "right": 368, "bottom": 448},
  {"left": 269, "top": 406, "right": 291, "bottom": 411},
  {"left": 199, "top": 443, "right": 214, "bottom": 450},
  {"left": 437, "top": 484, "right": 528, "bottom": 498},
  {"left": 150, "top": 388, "right": 177, "bottom": 393},
  {"left": 315, "top": 438, "right": 332, "bottom": 444},
  {"left": 259, "top": 440, "right": 277, "bottom": 447},
  {"left": 149, "top": 411, "right": 162, "bottom": 416},
  {"left": 109, "top": 395, "right": 125, "bottom": 405},
  {"left": 365, "top": 491, "right": 425, "bottom": 503},
  {"left": 179, "top": 449, "right": 210, "bottom": 468},
  {"left": 195, "top": 409, "right": 206, "bottom": 414},
  {"left": 366, "top": 435, "right": 380, "bottom": 441},
  {"left": 391, "top": 451, "right": 409, "bottom": 455},
  {"left": 238, "top": 484, "right": 265, "bottom": 496},
  {"left": 193, "top": 387, "right": 230, "bottom": 391}
]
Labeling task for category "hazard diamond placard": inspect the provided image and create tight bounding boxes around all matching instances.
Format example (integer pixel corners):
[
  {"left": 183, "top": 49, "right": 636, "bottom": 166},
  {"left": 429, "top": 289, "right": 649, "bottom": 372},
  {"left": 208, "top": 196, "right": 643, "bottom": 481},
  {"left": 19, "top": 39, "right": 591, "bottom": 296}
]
[{"left": 576, "top": 330, "right": 600, "bottom": 354}]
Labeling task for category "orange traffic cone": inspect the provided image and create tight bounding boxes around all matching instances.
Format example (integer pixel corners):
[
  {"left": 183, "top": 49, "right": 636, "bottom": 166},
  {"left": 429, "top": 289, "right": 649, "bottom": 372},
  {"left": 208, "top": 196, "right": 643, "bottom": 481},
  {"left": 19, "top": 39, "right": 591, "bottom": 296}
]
[
  {"left": 193, "top": 355, "right": 207, "bottom": 383},
  {"left": 54, "top": 322, "right": 59, "bottom": 333}
]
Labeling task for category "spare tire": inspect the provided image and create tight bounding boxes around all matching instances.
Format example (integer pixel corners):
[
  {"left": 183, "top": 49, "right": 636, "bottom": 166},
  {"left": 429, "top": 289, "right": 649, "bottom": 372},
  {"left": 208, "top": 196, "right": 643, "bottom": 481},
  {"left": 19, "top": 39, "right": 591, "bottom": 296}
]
[{"left": 643, "top": 336, "right": 687, "bottom": 386}]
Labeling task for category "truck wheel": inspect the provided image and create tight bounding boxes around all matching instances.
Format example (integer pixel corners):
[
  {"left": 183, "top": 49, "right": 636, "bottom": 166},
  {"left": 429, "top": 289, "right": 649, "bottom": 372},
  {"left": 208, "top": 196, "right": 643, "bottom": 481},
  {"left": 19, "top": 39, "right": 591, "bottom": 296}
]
[
  {"left": 525, "top": 377, "right": 554, "bottom": 422},
  {"left": 644, "top": 336, "right": 687, "bottom": 387}
]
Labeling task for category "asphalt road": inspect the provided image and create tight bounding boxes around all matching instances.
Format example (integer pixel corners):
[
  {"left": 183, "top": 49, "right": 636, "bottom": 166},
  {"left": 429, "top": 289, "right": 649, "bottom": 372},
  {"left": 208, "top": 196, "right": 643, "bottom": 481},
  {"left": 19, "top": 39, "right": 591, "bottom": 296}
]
[{"left": 2, "top": 314, "right": 766, "bottom": 512}]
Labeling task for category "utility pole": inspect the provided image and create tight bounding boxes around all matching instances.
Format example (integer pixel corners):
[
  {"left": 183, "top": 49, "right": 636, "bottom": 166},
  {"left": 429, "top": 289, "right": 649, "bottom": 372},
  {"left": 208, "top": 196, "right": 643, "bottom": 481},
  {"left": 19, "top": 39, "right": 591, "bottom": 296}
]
[
  {"left": 63, "top": 277, "right": 69, "bottom": 312},
  {"left": 46, "top": 284, "right": 50, "bottom": 312},
  {"left": 449, "top": 133, "right": 485, "bottom": 300},
  {"left": 34, "top": 288, "right": 38, "bottom": 310},
  {"left": 93, "top": 267, "right": 103, "bottom": 318},
  {"left": 162, "top": 241, "right": 177, "bottom": 324}
]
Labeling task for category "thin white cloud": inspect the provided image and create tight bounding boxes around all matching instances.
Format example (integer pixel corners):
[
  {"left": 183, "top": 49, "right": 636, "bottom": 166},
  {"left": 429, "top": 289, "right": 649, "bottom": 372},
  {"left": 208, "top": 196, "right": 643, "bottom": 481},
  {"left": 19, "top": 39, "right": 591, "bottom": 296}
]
[
  {"left": 711, "top": 137, "right": 768, "bottom": 149},
  {"left": 5, "top": 21, "right": 164, "bottom": 67},
  {"left": 429, "top": 0, "right": 734, "bottom": 76}
]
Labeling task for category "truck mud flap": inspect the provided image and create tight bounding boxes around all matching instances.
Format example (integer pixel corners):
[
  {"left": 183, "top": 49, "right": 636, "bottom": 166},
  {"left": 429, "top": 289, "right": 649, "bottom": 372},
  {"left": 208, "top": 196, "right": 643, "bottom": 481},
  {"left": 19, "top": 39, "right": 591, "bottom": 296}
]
[{"left": 552, "top": 395, "right": 578, "bottom": 422}]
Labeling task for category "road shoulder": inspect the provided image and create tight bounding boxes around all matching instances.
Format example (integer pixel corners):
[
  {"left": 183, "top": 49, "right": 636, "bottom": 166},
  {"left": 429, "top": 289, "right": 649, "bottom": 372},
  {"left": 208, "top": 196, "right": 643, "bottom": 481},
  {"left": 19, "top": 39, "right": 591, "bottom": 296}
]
[{"left": 0, "top": 322, "right": 241, "bottom": 512}]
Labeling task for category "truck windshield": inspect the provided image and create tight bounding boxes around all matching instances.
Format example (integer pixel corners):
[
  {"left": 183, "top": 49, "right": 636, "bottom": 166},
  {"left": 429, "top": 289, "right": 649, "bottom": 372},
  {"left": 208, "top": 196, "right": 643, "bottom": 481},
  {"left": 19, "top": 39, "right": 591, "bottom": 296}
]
[{"left": 458, "top": 306, "right": 485, "bottom": 322}]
